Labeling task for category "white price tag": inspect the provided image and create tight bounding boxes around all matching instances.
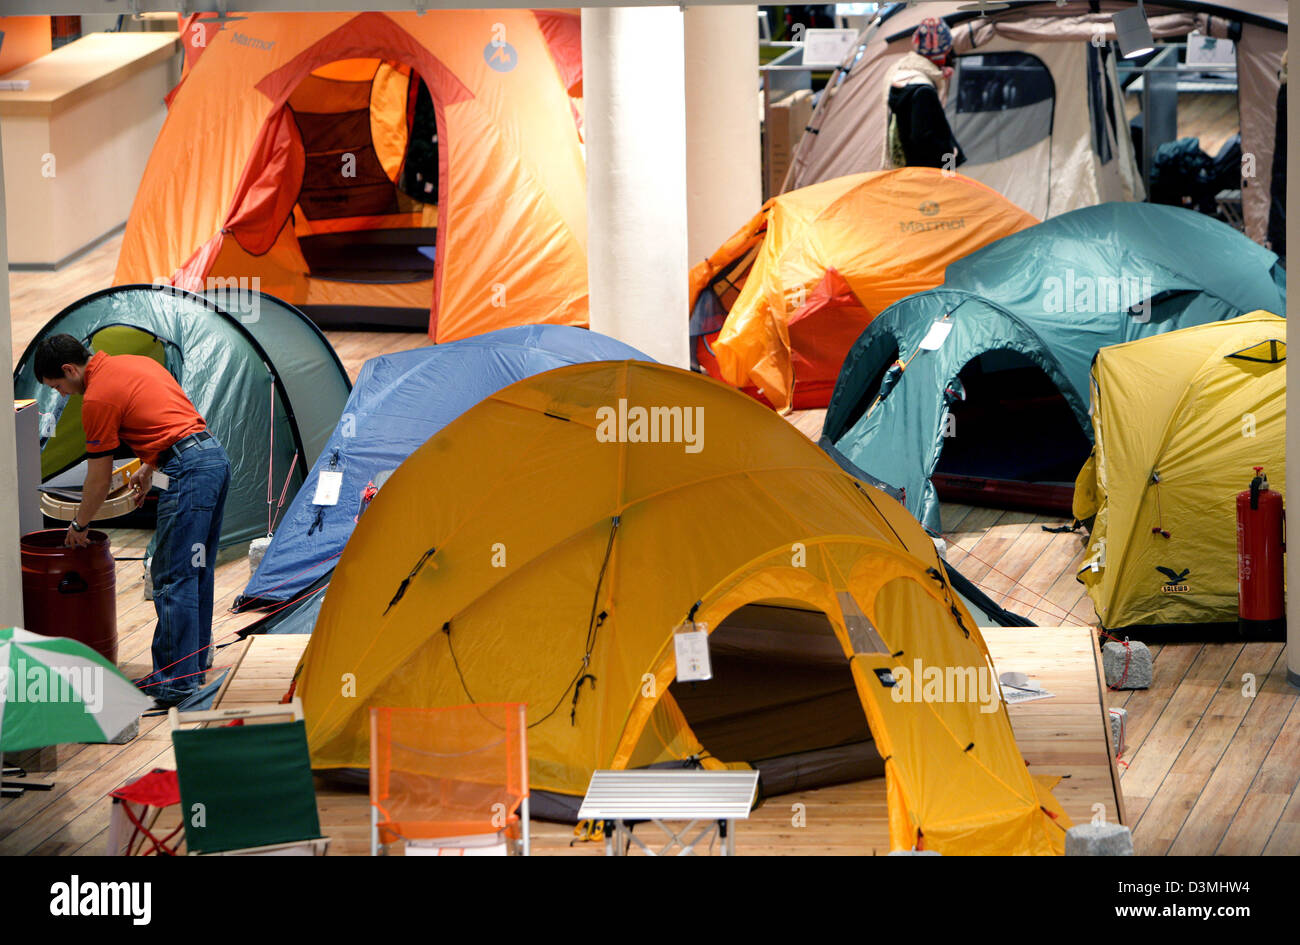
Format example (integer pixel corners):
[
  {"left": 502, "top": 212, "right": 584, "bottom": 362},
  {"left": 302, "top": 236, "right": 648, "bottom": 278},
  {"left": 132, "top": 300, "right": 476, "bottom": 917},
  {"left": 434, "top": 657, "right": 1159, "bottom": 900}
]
[
  {"left": 919, "top": 319, "right": 953, "bottom": 351},
  {"left": 803, "top": 28, "right": 858, "bottom": 67},
  {"left": 313, "top": 470, "right": 343, "bottom": 506},
  {"left": 151, "top": 471, "right": 170, "bottom": 491},
  {"left": 674, "top": 622, "right": 712, "bottom": 683}
]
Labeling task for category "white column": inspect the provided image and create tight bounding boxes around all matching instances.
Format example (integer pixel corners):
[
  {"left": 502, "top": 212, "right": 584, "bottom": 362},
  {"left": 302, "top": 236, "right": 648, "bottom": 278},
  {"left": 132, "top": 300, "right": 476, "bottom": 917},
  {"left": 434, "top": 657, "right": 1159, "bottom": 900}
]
[
  {"left": 1287, "top": 21, "right": 1298, "bottom": 689},
  {"left": 583, "top": 6, "right": 689, "bottom": 368},
  {"left": 684, "top": 5, "right": 761, "bottom": 265},
  {"left": 0, "top": 115, "right": 21, "bottom": 629}
]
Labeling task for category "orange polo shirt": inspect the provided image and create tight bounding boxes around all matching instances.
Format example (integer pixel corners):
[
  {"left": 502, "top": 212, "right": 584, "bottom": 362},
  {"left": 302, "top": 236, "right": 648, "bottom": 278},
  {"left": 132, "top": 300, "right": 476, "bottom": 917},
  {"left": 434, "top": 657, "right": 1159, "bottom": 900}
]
[{"left": 81, "top": 351, "right": 206, "bottom": 467}]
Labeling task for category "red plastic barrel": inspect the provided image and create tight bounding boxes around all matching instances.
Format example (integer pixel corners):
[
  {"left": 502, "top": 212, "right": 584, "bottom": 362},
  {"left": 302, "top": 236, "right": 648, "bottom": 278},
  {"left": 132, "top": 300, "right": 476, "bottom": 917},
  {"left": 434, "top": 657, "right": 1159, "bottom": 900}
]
[{"left": 20, "top": 529, "right": 118, "bottom": 664}]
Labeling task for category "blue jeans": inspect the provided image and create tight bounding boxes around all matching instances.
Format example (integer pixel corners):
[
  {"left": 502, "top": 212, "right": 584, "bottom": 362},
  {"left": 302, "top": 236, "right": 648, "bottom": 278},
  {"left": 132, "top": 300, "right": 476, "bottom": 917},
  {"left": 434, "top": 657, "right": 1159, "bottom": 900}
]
[{"left": 146, "top": 436, "right": 231, "bottom": 703}]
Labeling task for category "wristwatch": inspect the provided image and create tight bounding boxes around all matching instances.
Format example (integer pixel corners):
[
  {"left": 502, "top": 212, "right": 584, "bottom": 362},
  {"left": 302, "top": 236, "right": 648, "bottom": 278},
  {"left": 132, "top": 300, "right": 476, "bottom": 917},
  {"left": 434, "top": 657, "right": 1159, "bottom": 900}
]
[{"left": 70, "top": 520, "right": 87, "bottom": 533}]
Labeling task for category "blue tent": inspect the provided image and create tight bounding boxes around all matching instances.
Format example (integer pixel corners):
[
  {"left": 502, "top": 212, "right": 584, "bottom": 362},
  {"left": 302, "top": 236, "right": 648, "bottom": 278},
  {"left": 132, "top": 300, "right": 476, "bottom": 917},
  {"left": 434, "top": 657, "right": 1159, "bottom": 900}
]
[
  {"left": 823, "top": 203, "right": 1286, "bottom": 534},
  {"left": 237, "top": 325, "right": 652, "bottom": 608}
]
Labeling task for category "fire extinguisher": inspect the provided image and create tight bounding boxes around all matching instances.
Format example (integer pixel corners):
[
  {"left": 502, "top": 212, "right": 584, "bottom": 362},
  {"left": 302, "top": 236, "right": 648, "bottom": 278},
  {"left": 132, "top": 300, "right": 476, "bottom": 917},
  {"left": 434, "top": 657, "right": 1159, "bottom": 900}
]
[{"left": 1237, "top": 466, "right": 1285, "bottom": 638}]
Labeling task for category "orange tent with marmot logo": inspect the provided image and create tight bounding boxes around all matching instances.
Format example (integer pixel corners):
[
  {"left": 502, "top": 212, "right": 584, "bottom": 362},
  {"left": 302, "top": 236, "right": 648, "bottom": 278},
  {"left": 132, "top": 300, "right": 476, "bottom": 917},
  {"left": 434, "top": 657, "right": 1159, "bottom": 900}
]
[
  {"left": 689, "top": 168, "right": 1037, "bottom": 411},
  {"left": 116, "top": 10, "right": 587, "bottom": 339}
]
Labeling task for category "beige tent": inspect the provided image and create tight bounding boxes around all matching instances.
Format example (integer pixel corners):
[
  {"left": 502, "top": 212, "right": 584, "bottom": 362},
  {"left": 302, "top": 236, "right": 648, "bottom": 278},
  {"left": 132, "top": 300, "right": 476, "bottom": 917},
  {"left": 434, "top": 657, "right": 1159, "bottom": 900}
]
[{"left": 786, "top": 2, "right": 1286, "bottom": 243}]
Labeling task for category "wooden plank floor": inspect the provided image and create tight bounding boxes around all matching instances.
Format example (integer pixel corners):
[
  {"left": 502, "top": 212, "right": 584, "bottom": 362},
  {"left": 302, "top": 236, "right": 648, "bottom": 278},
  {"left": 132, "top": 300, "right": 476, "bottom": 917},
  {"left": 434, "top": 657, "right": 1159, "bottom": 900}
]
[{"left": 1125, "top": 89, "right": 1240, "bottom": 161}]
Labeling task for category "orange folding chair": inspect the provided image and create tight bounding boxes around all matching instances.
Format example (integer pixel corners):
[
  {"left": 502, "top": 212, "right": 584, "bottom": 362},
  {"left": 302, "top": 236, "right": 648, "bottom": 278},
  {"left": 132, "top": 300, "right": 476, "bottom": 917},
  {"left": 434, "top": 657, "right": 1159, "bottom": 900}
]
[{"left": 369, "top": 704, "right": 529, "bottom": 856}]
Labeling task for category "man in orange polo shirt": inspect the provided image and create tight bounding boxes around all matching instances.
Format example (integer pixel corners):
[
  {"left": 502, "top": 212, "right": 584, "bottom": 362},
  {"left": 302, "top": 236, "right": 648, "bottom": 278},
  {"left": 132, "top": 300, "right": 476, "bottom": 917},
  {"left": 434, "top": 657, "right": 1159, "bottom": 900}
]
[{"left": 35, "top": 334, "right": 231, "bottom": 707}]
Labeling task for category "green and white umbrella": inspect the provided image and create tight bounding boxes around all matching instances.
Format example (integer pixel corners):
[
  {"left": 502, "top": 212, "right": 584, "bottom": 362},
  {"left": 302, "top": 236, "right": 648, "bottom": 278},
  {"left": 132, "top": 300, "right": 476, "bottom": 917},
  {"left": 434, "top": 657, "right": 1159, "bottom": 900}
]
[{"left": 0, "top": 627, "right": 151, "bottom": 752}]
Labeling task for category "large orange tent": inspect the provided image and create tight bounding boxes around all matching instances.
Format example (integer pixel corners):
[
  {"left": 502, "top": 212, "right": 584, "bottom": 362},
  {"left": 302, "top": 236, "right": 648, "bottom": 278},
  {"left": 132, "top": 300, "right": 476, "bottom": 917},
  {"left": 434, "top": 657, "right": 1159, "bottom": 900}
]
[
  {"left": 690, "top": 168, "right": 1038, "bottom": 411},
  {"left": 116, "top": 11, "right": 587, "bottom": 338}
]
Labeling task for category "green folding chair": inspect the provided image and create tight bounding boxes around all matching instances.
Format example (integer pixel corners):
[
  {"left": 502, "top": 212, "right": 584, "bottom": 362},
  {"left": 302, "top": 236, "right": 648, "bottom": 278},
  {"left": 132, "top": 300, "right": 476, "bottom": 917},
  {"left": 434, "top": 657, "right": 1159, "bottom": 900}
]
[{"left": 168, "top": 699, "right": 329, "bottom": 856}]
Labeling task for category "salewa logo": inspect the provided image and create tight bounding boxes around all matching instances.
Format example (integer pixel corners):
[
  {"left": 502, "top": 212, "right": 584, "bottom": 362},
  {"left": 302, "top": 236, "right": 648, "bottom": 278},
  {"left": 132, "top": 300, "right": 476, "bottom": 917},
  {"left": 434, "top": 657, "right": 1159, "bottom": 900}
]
[
  {"left": 50, "top": 875, "right": 151, "bottom": 925},
  {"left": 919, "top": 201, "right": 940, "bottom": 216},
  {"left": 1157, "top": 566, "right": 1190, "bottom": 593}
]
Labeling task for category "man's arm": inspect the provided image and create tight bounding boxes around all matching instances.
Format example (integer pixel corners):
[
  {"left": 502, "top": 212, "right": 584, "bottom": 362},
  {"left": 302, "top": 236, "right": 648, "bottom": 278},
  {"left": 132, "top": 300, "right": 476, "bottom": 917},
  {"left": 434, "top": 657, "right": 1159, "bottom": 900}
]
[{"left": 65, "top": 456, "right": 113, "bottom": 547}]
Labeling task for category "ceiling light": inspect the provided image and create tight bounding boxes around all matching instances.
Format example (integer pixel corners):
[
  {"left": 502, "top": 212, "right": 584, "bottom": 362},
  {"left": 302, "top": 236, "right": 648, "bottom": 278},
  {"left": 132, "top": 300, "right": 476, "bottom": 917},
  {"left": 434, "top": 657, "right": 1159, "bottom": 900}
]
[{"left": 1112, "top": 3, "right": 1155, "bottom": 59}]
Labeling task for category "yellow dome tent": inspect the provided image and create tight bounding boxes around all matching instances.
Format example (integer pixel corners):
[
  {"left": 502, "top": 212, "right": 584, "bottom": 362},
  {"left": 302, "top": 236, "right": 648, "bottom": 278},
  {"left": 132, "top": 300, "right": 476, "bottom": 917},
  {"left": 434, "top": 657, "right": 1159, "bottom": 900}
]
[
  {"left": 1075, "top": 312, "right": 1286, "bottom": 629},
  {"left": 295, "top": 361, "right": 1067, "bottom": 854}
]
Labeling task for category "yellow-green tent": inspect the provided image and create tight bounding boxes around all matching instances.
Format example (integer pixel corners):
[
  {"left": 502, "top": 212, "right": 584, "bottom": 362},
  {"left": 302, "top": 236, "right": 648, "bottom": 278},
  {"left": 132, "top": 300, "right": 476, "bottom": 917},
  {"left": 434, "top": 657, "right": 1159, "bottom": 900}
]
[
  {"left": 1075, "top": 312, "right": 1286, "bottom": 629},
  {"left": 296, "top": 361, "right": 1068, "bottom": 854}
]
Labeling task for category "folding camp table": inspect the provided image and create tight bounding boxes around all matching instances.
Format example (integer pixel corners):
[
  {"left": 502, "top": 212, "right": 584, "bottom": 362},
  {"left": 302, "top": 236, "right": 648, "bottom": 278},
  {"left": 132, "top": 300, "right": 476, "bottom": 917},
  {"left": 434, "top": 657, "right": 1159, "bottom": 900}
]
[{"left": 577, "top": 770, "right": 760, "bottom": 856}]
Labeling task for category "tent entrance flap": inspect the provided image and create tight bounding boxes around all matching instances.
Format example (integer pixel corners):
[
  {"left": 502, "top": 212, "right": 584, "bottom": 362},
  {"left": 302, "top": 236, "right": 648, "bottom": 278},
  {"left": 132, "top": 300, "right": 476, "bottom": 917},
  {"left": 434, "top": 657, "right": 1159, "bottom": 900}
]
[
  {"left": 284, "top": 58, "right": 439, "bottom": 287},
  {"left": 932, "top": 350, "right": 1091, "bottom": 516},
  {"left": 666, "top": 603, "right": 884, "bottom": 797}
]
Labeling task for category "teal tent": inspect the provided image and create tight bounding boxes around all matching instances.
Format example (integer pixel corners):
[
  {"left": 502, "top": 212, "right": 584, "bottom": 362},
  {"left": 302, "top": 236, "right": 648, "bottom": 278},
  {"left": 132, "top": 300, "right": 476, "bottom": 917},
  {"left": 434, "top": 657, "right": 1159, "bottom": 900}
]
[
  {"left": 822, "top": 203, "right": 1287, "bottom": 534},
  {"left": 13, "top": 284, "right": 351, "bottom": 549}
]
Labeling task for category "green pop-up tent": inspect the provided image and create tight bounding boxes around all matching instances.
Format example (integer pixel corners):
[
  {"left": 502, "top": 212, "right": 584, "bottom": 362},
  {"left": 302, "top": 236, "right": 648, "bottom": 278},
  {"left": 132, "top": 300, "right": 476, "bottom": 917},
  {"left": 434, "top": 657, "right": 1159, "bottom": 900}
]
[
  {"left": 13, "top": 284, "right": 351, "bottom": 549},
  {"left": 822, "top": 203, "right": 1287, "bottom": 534}
]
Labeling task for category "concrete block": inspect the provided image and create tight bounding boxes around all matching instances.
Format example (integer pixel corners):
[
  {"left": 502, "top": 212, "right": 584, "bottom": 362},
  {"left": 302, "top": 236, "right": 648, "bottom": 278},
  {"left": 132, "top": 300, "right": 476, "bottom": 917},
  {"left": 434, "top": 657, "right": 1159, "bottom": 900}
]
[
  {"left": 1109, "top": 707, "right": 1127, "bottom": 755},
  {"left": 248, "top": 536, "right": 272, "bottom": 576},
  {"left": 1103, "top": 640, "right": 1152, "bottom": 689},
  {"left": 1066, "top": 823, "right": 1134, "bottom": 856}
]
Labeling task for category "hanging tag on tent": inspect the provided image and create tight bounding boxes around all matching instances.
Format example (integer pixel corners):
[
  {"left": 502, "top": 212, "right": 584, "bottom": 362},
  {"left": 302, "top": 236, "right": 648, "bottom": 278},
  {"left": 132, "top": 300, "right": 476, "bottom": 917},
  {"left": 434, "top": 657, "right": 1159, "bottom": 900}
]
[
  {"left": 39, "top": 412, "right": 57, "bottom": 438},
  {"left": 919, "top": 319, "right": 953, "bottom": 351},
  {"left": 313, "top": 470, "right": 343, "bottom": 506},
  {"left": 674, "top": 621, "right": 712, "bottom": 683}
]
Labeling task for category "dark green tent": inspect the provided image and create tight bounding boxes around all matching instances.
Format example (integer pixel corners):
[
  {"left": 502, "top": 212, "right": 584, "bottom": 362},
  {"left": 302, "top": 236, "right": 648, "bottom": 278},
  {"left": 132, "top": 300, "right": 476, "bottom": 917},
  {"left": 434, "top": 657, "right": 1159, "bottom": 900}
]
[
  {"left": 822, "top": 203, "right": 1287, "bottom": 534},
  {"left": 13, "top": 284, "right": 351, "bottom": 549}
]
